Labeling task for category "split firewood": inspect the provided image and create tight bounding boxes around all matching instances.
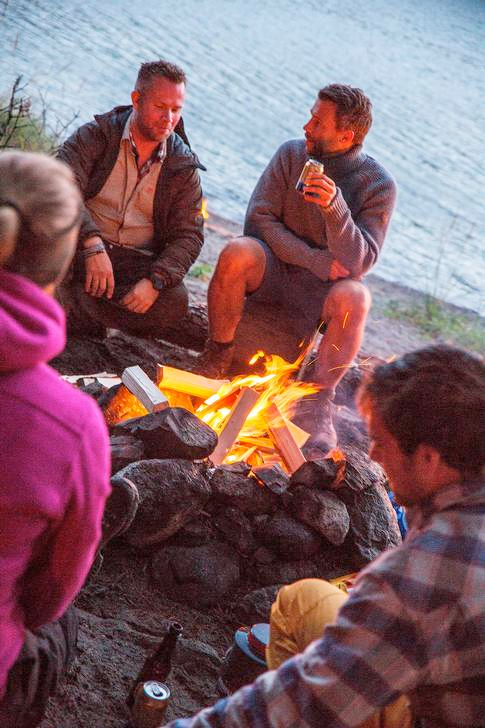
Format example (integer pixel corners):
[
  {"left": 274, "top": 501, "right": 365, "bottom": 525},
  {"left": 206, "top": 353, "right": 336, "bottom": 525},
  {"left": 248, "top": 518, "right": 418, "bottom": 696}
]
[
  {"left": 209, "top": 387, "right": 261, "bottom": 466},
  {"left": 121, "top": 365, "right": 168, "bottom": 413},
  {"left": 156, "top": 364, "right": 229, "bottom": 400},
  {"left": 264, "top": 402, "right": 306, "bottom": 474}
]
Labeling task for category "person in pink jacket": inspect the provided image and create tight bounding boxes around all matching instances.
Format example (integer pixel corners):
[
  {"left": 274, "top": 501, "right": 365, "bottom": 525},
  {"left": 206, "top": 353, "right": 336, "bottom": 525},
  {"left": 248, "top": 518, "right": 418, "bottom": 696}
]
[{"left": 0, "top": 150, "right": 111, "bottom": 727}]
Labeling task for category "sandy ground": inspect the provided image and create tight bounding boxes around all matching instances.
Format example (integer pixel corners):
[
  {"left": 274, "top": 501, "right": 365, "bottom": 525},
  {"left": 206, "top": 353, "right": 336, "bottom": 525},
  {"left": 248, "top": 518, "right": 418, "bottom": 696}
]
[{"left": 39, "top": 216, "right": 483, "bottom": 728}]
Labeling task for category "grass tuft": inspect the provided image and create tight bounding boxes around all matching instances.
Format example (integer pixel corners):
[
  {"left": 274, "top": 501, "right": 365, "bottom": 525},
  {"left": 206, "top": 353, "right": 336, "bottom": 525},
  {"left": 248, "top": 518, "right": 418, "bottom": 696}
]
[{"left": 384, "top": 296, "right": 485, "bottom": 354}]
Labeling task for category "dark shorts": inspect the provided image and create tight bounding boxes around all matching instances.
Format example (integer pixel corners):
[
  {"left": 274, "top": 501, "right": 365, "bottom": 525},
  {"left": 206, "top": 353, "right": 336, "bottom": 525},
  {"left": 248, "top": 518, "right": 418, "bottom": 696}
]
[
  {"left": 248, "top": 240, "right": 334, "bottom": 328},
  {"left": 65, "top": 242, "right": 188, "bottom": 336},
  {"left": 0, "top": 607, "right": 78, "bottom": 728}
]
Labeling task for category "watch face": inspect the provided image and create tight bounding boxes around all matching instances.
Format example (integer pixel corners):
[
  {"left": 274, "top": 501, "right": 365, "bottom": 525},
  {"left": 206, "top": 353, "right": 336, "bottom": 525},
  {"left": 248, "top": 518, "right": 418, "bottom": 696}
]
[{"left": 151, "top": 276, "right": 164, "bottom": 291}]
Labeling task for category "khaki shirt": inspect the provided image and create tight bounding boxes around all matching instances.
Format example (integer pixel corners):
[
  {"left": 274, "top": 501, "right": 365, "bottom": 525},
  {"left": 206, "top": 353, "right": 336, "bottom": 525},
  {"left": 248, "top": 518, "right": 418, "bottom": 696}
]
[{"left": 86, "top": 113, "right": 166, "bottom": 250}]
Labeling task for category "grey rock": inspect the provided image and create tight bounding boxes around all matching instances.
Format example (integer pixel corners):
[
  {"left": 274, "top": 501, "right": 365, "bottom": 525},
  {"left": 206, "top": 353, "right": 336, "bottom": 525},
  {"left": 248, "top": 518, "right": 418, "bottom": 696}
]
[
  {"left": 290, "top": 459, "right": 344, "bottom": 491},
  {"left": 291, "top": 487, "right": 350, "bottom": 545},
  {"left": 119, "top": 459, "right": 212, "bottom": 547},
  {"left": 170, "top": 515, "right": 218, "bottom": 547},
  {"left": 337, "top": 481, "right": 402, "bottom": 565},
  {"left": 109, "top": 434, "right": 145, "bottom": 474},
  {"left": 260, "top": 510, "right": 322, "bottom": 560},
  {"left": 114, "top": 407, "right": 218, "bottom": 460},
  {"left": 151, "top": 541, "right": 240, "bottom": 608},
  {"left": 214, "top": 507, "right": 254, "bottom": 554},
  {"left": 235, "top": 586, "right": 280, "bottom": 625},
  {"left": 255, "top": 559, "right": 320, "bottom": 586},
  {"left": 210, "top": 466, "right": 278, "bottom": 515},
  {"left": 252, "top": 464, "right": 290, "bottom": 495}
]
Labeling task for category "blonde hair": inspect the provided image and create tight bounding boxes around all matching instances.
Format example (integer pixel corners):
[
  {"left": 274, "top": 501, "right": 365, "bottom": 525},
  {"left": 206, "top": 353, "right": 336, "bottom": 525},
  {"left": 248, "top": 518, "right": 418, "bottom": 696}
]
[{"left": 0, "top": 150, "right": 82, "bottom": 286}]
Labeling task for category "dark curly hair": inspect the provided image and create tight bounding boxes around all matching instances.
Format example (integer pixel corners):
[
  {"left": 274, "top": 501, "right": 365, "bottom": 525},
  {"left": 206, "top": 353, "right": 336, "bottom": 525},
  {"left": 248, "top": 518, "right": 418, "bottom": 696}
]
[
  {"left": 318, "top": 84, "right": 372, "bottom": 145},
  {"left": 358, "top": 345, "right": 485, "bottom": 478},
  {"left": 135, "top": 60, "right": 187, "bottom": 93}
]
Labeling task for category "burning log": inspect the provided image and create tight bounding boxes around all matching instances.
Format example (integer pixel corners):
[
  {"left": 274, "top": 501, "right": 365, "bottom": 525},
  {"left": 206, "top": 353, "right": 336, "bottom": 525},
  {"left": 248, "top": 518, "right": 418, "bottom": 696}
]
[
  {"left": 264, "top": 403, "right": 306, "bottom": 474},
  {"left": 209, "top": 388, "right": 261, "bottom": 466},
  {"left": 121, "top": 365, "right": 168, "bottom": 413}
]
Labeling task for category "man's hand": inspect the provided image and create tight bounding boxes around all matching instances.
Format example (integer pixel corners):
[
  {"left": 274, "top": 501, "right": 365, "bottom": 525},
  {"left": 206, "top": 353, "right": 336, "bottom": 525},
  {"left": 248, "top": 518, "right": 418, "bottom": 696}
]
[
  {"left": 329, "top": 258, "right": 350, "bottom": 280},
  {"left": 84, "top": 236, "right": 115, "bottom": 299},
  {"left": 121, "top": 278, "right": 160, "bottom": 313},
  {"left": 303, "top": 171, "right": 337, "bottom": 210}
]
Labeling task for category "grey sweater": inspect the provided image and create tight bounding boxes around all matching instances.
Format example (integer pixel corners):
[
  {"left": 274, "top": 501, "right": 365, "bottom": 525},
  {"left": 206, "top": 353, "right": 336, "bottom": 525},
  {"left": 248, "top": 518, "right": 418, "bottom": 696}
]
[{"left": 244, "top": 140, "right": 397, "bottom": 281}]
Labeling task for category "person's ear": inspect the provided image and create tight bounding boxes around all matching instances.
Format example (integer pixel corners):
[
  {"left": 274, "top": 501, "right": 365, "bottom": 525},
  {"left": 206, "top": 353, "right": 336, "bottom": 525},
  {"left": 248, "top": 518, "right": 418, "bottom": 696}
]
[
  {"left": 0, "top": 206, "right": 19, "bottom": 266},
  {"left": 340, "top": 128, "right": 355, "bottom": 145},
  {"left": 131, "top": 89, "right": 141, "bottom": 110}
]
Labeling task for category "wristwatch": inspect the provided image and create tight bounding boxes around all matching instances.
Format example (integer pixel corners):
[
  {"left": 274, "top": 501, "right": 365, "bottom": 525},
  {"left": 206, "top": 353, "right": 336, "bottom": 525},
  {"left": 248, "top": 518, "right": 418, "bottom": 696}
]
[{"left": 150, "top": 274, "right": 165, "bottom": 292}]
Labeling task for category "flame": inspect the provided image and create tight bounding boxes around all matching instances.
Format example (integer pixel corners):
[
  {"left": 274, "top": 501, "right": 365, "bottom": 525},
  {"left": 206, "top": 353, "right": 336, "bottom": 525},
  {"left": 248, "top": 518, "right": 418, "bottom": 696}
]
[
  {"left": 104, "top": 351, "right": 320, "bottom": 466},
  {"left": 200, "top": 197, "right": 209, "bottom": 220},
  {"left": 196, "top": 351, "right": 319, "bottom": 439}
]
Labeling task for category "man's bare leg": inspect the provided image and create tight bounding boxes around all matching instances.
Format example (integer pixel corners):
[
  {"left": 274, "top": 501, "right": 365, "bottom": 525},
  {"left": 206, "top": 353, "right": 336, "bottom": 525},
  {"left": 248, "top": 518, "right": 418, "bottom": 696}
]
[
  {"left": 196, "top": 237, "right": 266, "bottom": 376},
  {"left": 306, "top": 280, "right": 371, "bottom": 454},
  {"left": 315, "top": 280, "right": 372, "bottom": 390}
]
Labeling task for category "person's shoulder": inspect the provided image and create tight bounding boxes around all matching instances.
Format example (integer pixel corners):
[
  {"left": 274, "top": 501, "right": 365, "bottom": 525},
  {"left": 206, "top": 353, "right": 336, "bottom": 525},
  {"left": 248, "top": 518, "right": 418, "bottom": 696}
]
[
  {"left": 273, "top": 138, "right": 306, "bottom": 161},
  {"left": 166, "top": 132, "right": 205, "bottom": 171},
  {"left": 359, "top": 153, "right": 397, "bottom": 190}
]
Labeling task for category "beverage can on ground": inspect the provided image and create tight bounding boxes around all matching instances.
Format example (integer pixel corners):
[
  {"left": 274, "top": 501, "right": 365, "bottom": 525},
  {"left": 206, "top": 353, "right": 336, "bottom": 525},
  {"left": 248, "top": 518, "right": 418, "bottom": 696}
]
[
  {"left": 132, "top": 680, "right": 170, "bottom": 728},
  {"left": 295, "top": 158, "right": 324, "bottom": 192}
]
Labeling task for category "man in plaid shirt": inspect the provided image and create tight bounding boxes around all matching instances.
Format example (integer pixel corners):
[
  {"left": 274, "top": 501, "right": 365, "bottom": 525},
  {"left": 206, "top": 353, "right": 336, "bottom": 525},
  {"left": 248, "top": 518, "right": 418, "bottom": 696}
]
[{"left": 164, "top": 345, "right": 485, "bottom": 728}]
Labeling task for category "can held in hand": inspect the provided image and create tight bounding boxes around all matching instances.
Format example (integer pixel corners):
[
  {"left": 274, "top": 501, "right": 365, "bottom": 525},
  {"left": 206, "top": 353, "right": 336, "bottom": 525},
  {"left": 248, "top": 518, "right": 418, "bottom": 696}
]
[
  {"left": 132, "top": 680, "right": 170, "bottom": 728},
  {"left": 295, "top": 158, "right": 324, "bottom": 193}
]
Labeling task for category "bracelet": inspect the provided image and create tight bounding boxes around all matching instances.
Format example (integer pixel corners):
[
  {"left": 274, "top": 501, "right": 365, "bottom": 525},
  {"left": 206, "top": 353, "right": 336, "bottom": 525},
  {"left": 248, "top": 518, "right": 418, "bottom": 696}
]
[
  {"left": 84, "top": 248, "right": 105, "bottom": 259},
  {"left": 82, "top": 242, "right": 106, "bottom": 258}
]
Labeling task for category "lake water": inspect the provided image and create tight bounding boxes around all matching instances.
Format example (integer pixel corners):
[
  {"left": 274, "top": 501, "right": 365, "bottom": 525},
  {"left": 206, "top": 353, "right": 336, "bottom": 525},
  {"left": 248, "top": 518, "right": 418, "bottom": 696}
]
[{"left": 1, "top": 0, "right": 484, "bottom": 314}]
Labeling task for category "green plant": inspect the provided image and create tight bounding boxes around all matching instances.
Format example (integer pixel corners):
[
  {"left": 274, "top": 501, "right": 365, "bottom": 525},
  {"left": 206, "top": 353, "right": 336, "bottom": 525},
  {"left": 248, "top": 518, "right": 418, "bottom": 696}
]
[
  {"left": 189, "top": 262, "right": 214, "bottom": 281},
  {"left": 384, "top": 296, "right": 485, "bottom": 354},
  {"left": 0, "top": 76, "right": 77, "bottom": 153}
]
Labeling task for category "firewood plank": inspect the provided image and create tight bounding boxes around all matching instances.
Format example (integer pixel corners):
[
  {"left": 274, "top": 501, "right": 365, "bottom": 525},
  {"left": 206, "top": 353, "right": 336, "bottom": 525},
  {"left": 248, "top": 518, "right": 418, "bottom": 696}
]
[
  {"left": 264, "top": 402, "right": 306, "bottom": 474},
  {"left": 156, "top": 364, "right": 229, "bottom": 400},
  {"left": 121, "top": 365, "right": 168, "bottom": 413},
  {"left": 209, "top": 387, "right": 260, "bottom": 465}
]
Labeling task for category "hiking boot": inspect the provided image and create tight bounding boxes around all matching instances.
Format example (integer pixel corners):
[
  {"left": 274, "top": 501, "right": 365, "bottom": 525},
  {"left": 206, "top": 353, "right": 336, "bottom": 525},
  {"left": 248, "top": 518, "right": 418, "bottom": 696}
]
[
  {"left": 301, "top": 391, "right": 338, "bottom": 459},
  {"left": 194, "top": 339, "right": 235, "bottom": 379},
  {"left": 99, "top": 475, "right": 140, "bottom": 550}
]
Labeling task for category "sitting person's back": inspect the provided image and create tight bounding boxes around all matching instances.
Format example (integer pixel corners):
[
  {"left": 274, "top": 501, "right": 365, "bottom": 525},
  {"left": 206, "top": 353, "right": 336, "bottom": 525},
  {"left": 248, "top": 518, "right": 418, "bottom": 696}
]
[{"left": 0, "top": 150, "right": 111, "bottom": 727}]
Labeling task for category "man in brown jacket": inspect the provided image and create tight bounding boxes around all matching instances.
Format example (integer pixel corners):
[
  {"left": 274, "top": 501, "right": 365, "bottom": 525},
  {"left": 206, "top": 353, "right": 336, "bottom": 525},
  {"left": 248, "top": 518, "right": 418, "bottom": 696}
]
[{"left": 59, "top": 59, "right": 205, "bottom": 336}]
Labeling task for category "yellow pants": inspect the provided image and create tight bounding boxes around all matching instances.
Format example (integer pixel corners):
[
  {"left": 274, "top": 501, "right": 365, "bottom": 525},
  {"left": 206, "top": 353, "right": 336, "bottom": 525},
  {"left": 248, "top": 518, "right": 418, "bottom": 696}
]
[{"left": 267, "top": 579, "right": 412, "bottom": 728}]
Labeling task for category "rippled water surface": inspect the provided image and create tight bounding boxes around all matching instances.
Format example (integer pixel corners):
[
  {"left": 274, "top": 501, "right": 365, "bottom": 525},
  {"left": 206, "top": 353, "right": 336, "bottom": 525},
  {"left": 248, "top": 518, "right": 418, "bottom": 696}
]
[{"left": 1, "top": 0, "right": 484, "bottom": 313}]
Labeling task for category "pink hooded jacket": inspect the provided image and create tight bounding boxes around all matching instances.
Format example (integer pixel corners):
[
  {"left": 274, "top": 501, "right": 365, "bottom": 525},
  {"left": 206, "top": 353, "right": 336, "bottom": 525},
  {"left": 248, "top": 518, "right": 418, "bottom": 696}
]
[{"left": 0, "top": 269, "right": 110, "bottom": 697}]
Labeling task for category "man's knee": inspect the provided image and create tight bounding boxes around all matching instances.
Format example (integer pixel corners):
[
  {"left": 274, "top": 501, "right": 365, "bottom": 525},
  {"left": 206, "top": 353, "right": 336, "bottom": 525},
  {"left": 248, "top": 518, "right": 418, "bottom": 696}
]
[
  {"left": 323, "top": 280, "right": 372, "bottom": 323},
  {"left": 214, "top": 237, "right": 266, "bottom": 286}
]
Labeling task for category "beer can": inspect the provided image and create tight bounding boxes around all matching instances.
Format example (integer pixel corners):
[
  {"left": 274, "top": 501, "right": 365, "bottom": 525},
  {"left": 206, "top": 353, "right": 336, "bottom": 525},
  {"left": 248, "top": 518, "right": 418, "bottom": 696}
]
[
  {"left": 295, "top": 158, "right": 324, "bottom": 193},
  {"left": 132, "top": 680, "right": 170, "bottom": 728}
]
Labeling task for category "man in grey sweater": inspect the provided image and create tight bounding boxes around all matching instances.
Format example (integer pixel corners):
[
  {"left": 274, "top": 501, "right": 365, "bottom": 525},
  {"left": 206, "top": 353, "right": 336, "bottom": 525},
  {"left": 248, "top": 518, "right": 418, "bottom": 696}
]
[{"left": 197, "top": 84, "right": 397, "bottom": 453}]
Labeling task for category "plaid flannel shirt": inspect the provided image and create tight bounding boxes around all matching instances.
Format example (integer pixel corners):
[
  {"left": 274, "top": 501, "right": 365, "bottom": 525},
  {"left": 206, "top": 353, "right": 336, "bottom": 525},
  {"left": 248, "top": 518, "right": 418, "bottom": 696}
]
[{"left": 165, "top": 479, "right": 485, "bottom": 728}]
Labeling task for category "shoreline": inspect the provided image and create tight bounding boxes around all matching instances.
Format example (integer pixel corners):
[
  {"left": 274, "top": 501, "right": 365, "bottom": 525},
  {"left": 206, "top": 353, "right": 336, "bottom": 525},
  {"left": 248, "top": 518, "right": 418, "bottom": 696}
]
[{"left": 201, "top": 211, "right": 484, "bottom": 357}]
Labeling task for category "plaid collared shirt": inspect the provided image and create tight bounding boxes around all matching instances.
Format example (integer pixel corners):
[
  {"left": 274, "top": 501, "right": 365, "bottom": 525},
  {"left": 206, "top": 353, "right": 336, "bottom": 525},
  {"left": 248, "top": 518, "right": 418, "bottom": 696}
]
[
  {"left": 166, "top": 479, "right": 485, "bottom": 728},
  {"left": 128, "top": 126, "right": 167, "bottom": 179}
]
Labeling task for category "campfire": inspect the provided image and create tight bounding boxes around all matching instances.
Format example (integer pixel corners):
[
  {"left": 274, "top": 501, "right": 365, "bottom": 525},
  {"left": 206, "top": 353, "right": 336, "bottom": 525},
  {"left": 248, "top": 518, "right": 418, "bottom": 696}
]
[{"left": 104, "top": 351, "right": 327, "bottom": 474}]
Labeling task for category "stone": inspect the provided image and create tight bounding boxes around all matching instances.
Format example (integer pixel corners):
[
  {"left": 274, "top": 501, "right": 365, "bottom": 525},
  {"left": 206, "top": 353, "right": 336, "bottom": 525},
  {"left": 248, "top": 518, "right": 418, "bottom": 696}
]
[
  {"left": 259, "top": 510, "right": 323, "bottom": 560},
  {"left": 151, "top": 542, "right": 241, "bottom": 608},
  {"left": 337, "top": 481, "right": 402, "bottom": 565},
  {"left": 235, "top": 586, "right": 280, "bottom": 625},
  {"left": 290, "top": 459, "right": 345, "bottom": 491},
  {"left": 109, "top": 434, "right": 145, "bottom": 474},
  {"left": 170, "top": 515, "right": 218, "bottom": 547},
  {"left": 118, "top": 459, "right": 212, "bottom": 547},
  {"left": 210, "top": 465, "right": 278, "bottom": 515},
  {"left": 114, "top": 407, "right": 218, "bottom": 460},
  {"left": 290, "top": 487, "right": 350, "bottom": 545},
  {"left": 255, "top": 559, "right": 320, "bottom": 587},
  {"left": 213, "top": 507, "right": 255, "bottom": 555},
  {"left": 252, "top": 464, "right": 291, "bottom": 495},
  {"left": 334, "top": 405, "right": 369, "bottom": 451}
]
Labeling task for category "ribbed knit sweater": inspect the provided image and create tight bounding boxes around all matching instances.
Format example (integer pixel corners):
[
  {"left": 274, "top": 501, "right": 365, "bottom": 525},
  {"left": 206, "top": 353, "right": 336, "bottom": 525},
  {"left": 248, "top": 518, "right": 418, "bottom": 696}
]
[{"left": 244, "top": 140, "right": 397, "bottom": 281}]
